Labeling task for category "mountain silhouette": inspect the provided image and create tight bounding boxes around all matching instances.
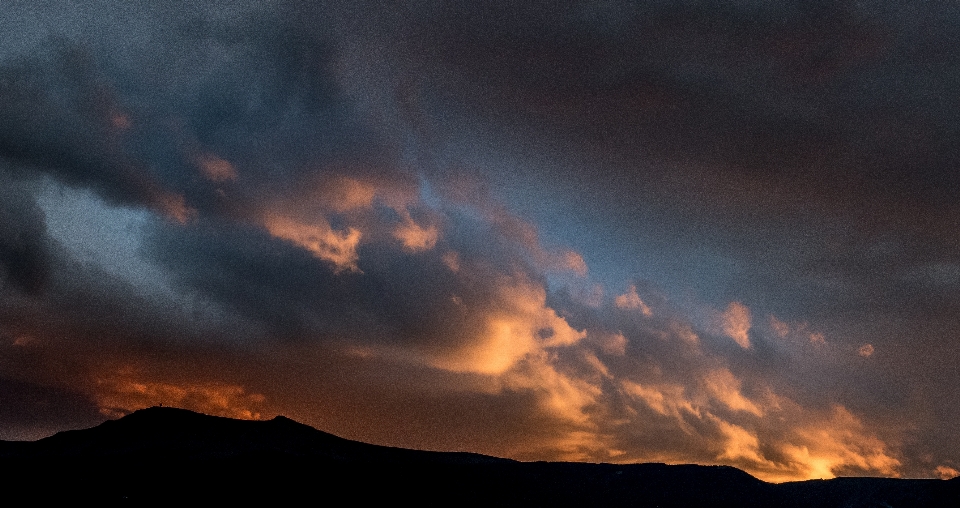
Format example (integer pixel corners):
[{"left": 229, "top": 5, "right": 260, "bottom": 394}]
[
  {"left": 1, "top": 407, "right": 957, "bottom": 506},
  {"left": 0, "top": 406, "right": 507, "bottom": 465}
]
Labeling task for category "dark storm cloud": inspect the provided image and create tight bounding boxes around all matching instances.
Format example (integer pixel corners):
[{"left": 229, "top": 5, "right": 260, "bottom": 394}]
[
  {"left": 0, "top": 0, "right": 471, "bottom": 366},
  {"left": 0, "top": 173, "right": 49, "bottom": 294},
  {"left": 141, "top": 194, "right": 557, "bottom": 355},
  {"left": 0, "top": 46, "right": 191, "bottom": 219},
  {"left": 357, "top": 0, "right": 960, "bottom": 417},
  {"left": 0, "top": 1, "right": 391, "bottom": 223},
  {"left": 389, "top": 1, "right": 960, "bottom": 198},
  {"left": 361, "top": 0, "right": 960, "bottom": 269}
]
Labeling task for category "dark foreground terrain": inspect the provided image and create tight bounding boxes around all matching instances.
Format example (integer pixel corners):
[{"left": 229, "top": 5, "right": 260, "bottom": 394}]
[{"left": 1, "top": 407, "right": 957, "bottom": 506}]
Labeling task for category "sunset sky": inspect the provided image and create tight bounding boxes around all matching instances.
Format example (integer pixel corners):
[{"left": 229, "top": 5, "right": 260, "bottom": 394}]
[{"left": 4, "top": 1, "right": 960, "bottom": 483}]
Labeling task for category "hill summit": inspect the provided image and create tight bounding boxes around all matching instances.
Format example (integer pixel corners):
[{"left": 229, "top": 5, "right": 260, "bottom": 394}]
[{"left": 1, "top": 407, "right": 957, "bottom": 506}]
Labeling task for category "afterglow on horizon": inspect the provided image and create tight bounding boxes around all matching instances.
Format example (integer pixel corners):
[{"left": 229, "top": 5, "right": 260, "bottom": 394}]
[{"left": 2, "top": 1, "right": 960, "bottom": 483}]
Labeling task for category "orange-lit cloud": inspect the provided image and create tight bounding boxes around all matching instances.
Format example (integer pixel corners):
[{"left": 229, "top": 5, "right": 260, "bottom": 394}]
[
  {"left": 405, "top": 268, "right": 602, "bottom": 449},
  {"left": 504, "top": 351, "right": 601, "bottom": 426},
  {"left": 432, "top": 276, "right": 585, "bottom": 375},
  {"left": 620, "top": 387, "right": 901, "bottom": 482},
  {"left": 718, "top": 301, "right": 752, "bottom": 348},
  {"left": 320, "top": 176, "right": 379, "bottom": 212},
  {"left": 196, "top": 153, "right": 237, "bottom": 182},
  {"left": 600, "top": 332, "right": 628, "bottom": 356},
  {"left": 12, "top": 335, "right": 34, "bottom": 347},
  {"left": 262, "top": 213, "right": 362, "bottom": 272},
  {"left": 255, "top": 172, "right": 440, "bottom": 270},
  {"left": 858, "top": 344, "right": 875, "bottom": 357},
  {"left": 708, "top": 408, "right": 899, "bottom": 482},
  {"left": 767, "top": 316, "right": 828, "bottom": 346},
  {"left": 935, "top": 465, "right": 959, "bottom": 479},
  {"left": 669, "top": 321, "right": 701, "bottom": 346},
  {"left": 704, "top": 369, "right": 763, "bottom": 416},
  {"left": 769, "top": 316, "right": 790, "bottom": 338},
  {"left": 538, "top": 429, "right": 617, "bottom": 462},
  {"left": 288, "top": 173, "right": 408, "bottom": 215},
  {"left": 611, "top": 314, "right": 900, "bottom": 484},
  {"left": 559, "top": 250, "right": 588, "bottom": 276},
  {"left": 615, "top": 285, "right": 653, "bottom": 316},
  {"left": 774, "top": 406, "right": 901, "bottom": 481},
  {"left": 715, "top": 419, "right": 768, "bottom": 465},
  {"left": 96, "top": 370, "right": 266, "bottom": 421},
  {"left": 621, "top": 380, "right": 701, "bottom": 422},
  {"left": 442, "top": 251, "right": 461, "bottom": 272},
  {"left": 157, "top": 192, "right": 195, "bottom": 224},
  {"left": 2, "top": 182, "right": 909, "bottom": 485},
  {"left": 393, "top": 213, "right": 438, "bottom": 252},
  {"left": 4, "top": 183, "right": 906, "bottom": 484}
]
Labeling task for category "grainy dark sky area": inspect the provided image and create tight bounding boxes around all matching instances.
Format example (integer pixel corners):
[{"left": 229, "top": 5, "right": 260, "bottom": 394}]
[{"left": 3, "top": 0, "right": 960, "bottom": 482}]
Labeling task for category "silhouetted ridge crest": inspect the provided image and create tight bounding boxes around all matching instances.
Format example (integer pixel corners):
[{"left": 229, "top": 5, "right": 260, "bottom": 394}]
[
  {"left": 1, "top": 406, "right": 512, "bottom": 464},
  {"left": 1, "top": 408, "right": 958, "bottom": 506}
]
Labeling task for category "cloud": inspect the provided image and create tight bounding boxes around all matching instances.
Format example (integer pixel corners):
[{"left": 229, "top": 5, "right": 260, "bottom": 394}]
[
  {"left": 621, "top": 380, "right": 700, "bottom": 422},
  {"left": 935, "top": 465, "right": 959, "bottom": 480},
  {"left": 769, "top": 316, "right": 790, "bottom": 338},
  {"left": 0, "top": 47, "right": 199, "bottom": 223},
  {"left": 309, "top": 176, "right": 381, "bottom": 213},
  {"left": 765, "top": 316, "right": 827, "bottom": 347},
  {"left": 0, "top": 171, "right": 50, "bottom": 294},
  {"left": 95, "top": 368, "right": 266, "bottom": 420},
  {"left": 393, "top": 214, "right": 439, "bottom": 253},
  {"left": 156, "top": 192, "right": 195, "bottom": 224},
  {"left": 614, "top": 285, "right": 653, "bottom": 316},
  {"left": 704, "top": 369, "right": 763, "bottom": 417},
  {"left": 441, "top": 251, "right": 460, "bottom": 272},
  {"left": 261, "top": 212, "right": 363, "bottom": 273},
  {"left": 429, "top": 273, "right": 585, "bottom": 375},
  {"left": 196, "top": 153, "right": 237, "bottom": 183},
  {"left": 616, "top": 358, "right": 899, "bottom": 482},
  {"left": 434, "top": 175, "right": 589, "bottom": 276},
  {"left": 570, "top": 301, "right": 905, "bottom": 482},
  {"left": 715, "top": 419, "right": 768, "bottom": 466},
  {"left": 775, "top": 406, "right": 901, "bottom": 481},
  {"left": 503, "top": 351, "right": 600, "bottom": 427},
  {"left": 717, "top": 302, "right": 752, "bottom": 349},
  {"left": 599, "top": 332, "right": 628, "bottom": 356}
]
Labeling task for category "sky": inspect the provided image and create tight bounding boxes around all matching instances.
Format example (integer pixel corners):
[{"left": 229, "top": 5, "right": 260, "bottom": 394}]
[{"left": 2, "top": 0, "right": 960, "bottom": 483}]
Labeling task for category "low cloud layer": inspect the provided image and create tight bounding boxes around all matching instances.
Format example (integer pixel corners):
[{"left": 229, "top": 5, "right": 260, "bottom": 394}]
[{"left": 2, "top": 1, "right": 960, "bottom": 482}]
